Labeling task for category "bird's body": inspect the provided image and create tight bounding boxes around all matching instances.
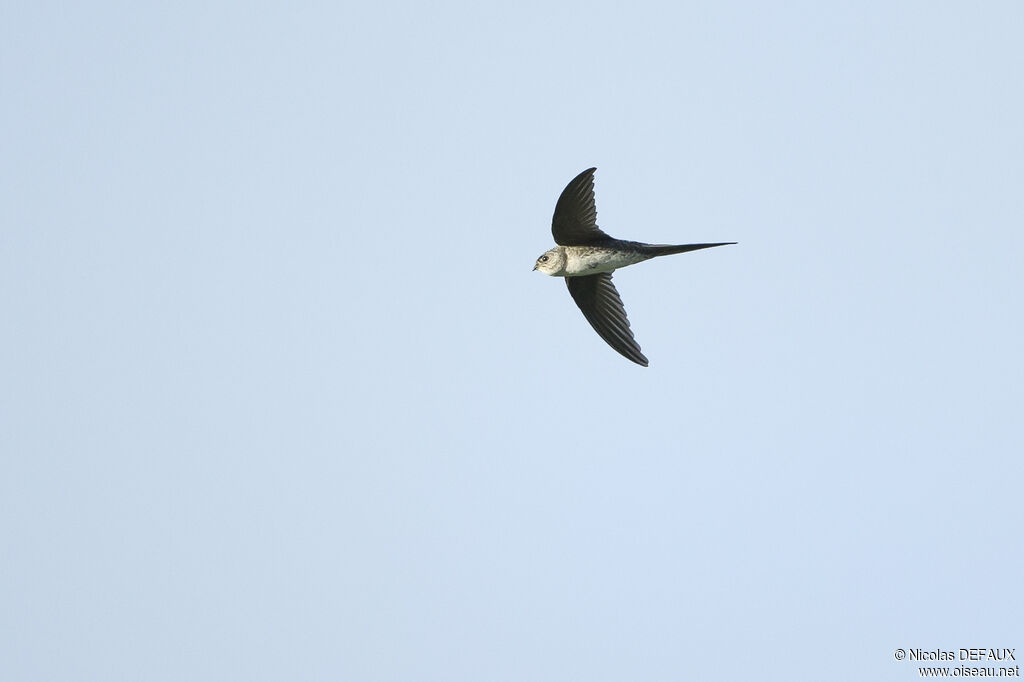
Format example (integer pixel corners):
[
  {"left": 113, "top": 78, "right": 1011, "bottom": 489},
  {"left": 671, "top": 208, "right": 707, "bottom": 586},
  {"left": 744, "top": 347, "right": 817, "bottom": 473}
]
[
  {"left": 536, "top": 243, "right": 653, "bottom": 277},
  {"left": 534, "top": 167, "right": 735, "bottom": 366}
]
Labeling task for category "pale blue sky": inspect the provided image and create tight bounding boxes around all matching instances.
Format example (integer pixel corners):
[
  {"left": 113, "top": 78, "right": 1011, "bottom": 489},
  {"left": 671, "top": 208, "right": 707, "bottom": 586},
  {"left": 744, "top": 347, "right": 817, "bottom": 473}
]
[{"left": 2, "top": 2, "right": 1022, "bottom": 680}]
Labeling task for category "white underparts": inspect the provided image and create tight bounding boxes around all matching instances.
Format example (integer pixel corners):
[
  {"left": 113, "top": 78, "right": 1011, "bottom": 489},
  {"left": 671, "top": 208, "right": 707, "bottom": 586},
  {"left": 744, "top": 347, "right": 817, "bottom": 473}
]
[{"left": 562, "top": 246, "right": 652, "bottom": 276}]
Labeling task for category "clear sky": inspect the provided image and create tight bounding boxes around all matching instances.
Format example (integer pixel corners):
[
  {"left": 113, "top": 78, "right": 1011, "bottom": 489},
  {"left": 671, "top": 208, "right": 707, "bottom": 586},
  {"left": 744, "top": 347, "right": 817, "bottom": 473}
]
[{"left": 2, "top": 2, "right": 1022, "bottom": 680}]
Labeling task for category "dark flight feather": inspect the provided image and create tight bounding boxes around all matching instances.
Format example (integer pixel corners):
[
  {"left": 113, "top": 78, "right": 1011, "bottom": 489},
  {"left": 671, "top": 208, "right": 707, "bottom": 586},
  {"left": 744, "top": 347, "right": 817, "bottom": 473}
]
[
  {"left": 565, "top": 273, "right": 648, "bottom": 366},
  {"left": 551, "top": 167, "right": 612, "bottom": 246}
]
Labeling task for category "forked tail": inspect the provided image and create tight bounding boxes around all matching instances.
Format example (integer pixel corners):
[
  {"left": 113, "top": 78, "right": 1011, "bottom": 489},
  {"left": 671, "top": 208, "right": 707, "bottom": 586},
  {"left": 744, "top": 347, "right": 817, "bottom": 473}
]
[{"left": 644, "top": 242, "right": 737, "bottom": 257}]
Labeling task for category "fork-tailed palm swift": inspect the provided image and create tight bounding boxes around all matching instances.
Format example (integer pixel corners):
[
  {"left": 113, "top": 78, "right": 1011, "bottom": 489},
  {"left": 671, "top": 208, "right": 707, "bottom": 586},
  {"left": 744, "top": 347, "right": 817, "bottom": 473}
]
[{"left": 533, "top": 167, "right": 735, "bottom": 366}]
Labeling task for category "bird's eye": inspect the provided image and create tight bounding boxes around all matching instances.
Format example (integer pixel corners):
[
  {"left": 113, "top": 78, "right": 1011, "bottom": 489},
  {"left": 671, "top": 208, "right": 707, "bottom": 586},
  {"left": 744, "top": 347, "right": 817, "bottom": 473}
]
[{"left": 540, "top": 256, "right": 549, "bottom": 262}]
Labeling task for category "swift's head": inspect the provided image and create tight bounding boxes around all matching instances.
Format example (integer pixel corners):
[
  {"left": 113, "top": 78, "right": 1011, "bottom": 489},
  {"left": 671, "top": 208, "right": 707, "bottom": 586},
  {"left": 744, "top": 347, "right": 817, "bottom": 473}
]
[{"left": 533, "top": 247, "right": 567, "bottom": 276}]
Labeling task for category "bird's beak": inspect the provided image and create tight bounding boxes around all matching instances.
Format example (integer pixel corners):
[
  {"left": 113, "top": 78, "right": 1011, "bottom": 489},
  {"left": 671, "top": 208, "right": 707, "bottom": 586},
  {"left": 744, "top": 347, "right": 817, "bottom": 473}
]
[{"left": 532, "top": 264, "right": 537, "bottom": 271}]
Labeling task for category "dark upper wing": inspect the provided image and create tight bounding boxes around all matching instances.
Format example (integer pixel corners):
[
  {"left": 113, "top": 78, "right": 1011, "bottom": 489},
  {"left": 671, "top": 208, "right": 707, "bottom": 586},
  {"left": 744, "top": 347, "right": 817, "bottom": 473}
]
[
  {"left": 565, "top": 273, "right": 648, "bottom": 366},
  {"left": 551, "top": 167, "right": 612, "bottom": 246}
]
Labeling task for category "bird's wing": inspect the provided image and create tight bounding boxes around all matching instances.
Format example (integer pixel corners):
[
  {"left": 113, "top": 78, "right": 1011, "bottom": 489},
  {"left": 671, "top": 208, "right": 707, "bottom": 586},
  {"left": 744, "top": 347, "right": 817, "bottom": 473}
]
[
  {"left": 551, "top": 167, "right": 613, "bottom": 246},
  {"left": 565, "top": 273, "right": 648, "bottom": 366}
]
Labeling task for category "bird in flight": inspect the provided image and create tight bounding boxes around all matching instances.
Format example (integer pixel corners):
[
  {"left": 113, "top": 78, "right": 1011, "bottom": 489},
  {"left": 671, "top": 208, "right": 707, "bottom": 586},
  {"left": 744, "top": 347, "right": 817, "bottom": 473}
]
[{"left": 533, "top": 167, "right": 735, "bottom": 366}]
